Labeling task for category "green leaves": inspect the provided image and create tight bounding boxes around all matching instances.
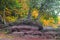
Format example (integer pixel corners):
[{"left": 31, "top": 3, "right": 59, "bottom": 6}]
[
  {"left": 0, "top": 0, "right": 59, "bottom": 26},
  {"left": 0, "top": 0, "right": 21, "bottom": 10}
]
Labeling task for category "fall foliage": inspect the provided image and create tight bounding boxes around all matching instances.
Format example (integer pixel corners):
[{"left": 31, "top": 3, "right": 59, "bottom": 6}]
[{"left": 0, "top": 0, "right": 60, "bottom": 28}]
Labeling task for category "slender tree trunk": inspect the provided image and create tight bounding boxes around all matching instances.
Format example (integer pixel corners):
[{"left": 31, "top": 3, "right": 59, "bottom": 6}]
[
  {"left": 27, "top": 8, "right": 32, "bottom": 20},
  {"left": 3, "top": 9, "right": 7, "bottom": 25}
]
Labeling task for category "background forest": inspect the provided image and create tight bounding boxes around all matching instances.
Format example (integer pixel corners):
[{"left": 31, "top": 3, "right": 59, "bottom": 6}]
[{"left": 0, "top": 0, "right": 60, "bottom": 28}]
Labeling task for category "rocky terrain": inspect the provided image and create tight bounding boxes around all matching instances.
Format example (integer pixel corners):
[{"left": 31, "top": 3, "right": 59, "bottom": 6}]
[{"left": 0, "top": 25, "right": 60, "bottom": 40}]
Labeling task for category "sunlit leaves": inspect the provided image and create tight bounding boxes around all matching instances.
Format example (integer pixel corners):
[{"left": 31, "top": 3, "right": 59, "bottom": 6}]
[
  {"left": 19, "top": 0, "right": 29, "bottom": 19},
  {"left": 5, "top": 16, "right": 17, "bottom": 23},
  {"left": 5, "top": 8, "right": 11, "bottom": 16},
  {"left": 0, "top": 0, "right": 59, "bottom": 28},
  {"left": 0, "top": 0, "right": 22, "bottom": 26},
  {"left": 31, "top": 8, "right": 39, "bottom": 19}
]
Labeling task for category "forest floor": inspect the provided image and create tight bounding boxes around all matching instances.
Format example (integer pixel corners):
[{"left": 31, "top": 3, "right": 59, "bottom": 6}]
[
  {"left": 0, "top": 31, "right": 59, "bottom": 40},
  {"left": 0, "top": 25, "right": 60, "bottom": 40}
]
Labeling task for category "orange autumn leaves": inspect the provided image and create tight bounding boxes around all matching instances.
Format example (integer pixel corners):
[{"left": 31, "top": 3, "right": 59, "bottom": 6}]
[
  {"left": 31, "top": 9, "right": 58, "bottom": 28},
  {"left": 43, "top": 18, "right": 58, "bottom": 28}
]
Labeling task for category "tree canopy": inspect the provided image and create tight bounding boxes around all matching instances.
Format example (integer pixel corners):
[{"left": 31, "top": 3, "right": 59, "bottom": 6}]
[{"left": 0, "top": 0, "right": 60, "bottom": 28}]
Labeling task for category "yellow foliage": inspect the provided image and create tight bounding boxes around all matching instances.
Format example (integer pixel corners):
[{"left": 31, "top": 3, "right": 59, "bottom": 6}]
[
  {"left": 5, "top": 8, "right": 9, "bottom": 10},
  {"left": 42, "top": 18, "right": 58, "bottom": 28},
  {"left": 39, "top": 16, "right": 45, "bottom": 22},
  {"left": 22, "top": 3, "right": 29, "bottom": 10},
  {"left": 49, "top": 17, "right": 54, "bottom": 23},
  {"left": 5, "top": 16, "right": 17, "bottom": 23},
  {"left": 32, "top": 9, "right": 39, "bottom": 19},
  {"left": 43, "top": 20, "right": 49, "bottom": 26},
  {"left": 5, "top": 8, "right": 11, "bottom": 16},
  {"left": 19, "top": 12, "right": 24, "bottom": 18},
  {"left": 58, "top": 16, "right": 60, "bottom": 21},
  {"left": 58, "top": 16, "right": 60, "bottom": 25},
  {"left": 40, "top": 16, "right": 57, "bottom": 28},
  {"left": 19, "top": 0, "right": 29, "bottom": 18},
  {"left": 52, "top": 24, "right": 58, "bottom": 28}
]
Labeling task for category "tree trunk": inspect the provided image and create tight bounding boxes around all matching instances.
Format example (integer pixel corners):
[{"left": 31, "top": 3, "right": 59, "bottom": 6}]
[{"left": 3, "top": 9, "right": 7, "bottom": 25}]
